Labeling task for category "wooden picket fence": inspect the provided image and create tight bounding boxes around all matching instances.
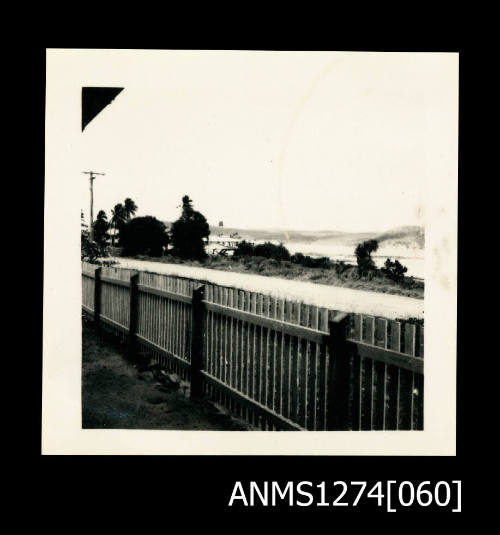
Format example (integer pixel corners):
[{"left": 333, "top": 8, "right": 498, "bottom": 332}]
[{"left": 82, "top": 262, "right": 424, "bottom": 431}]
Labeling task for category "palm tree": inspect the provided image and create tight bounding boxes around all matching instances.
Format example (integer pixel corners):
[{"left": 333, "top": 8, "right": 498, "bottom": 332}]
[
  {"left": 96, "top": 210, "right": 107, "bottom": 222},
  {"left": 110, "top": 203, "right": 126, "bottom": 245},
  {"left": 93, "top": 210, "right": 109, "bottom": 246},
  {"left": 123, "top": 198, "right": 138, "bottom": 221}
]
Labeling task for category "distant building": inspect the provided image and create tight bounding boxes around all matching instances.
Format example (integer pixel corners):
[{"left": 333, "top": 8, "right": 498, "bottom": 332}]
[
  {"left": 107, "top": 226, "right": 119, "bottom": 245},
  {"left": 207, "top": 234, "right": 243, "bottom": 256}
]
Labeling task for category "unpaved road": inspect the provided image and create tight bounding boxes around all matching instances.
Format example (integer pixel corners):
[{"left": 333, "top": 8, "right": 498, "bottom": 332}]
[{"left": 109, "top": 258, "right": 424, "bottom": 320}]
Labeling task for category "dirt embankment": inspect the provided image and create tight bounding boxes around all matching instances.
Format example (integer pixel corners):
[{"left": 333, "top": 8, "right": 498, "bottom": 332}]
[{"left": 82, "top": 318, "right": 251, "bottom": 430}]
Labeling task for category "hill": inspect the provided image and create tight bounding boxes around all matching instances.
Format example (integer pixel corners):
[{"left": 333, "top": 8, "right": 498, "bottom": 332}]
[
  {"left": 209, "top": 225, "right": 425, "bottom": 249},
  {"left": 163, "top": 222, "right": 425, "bottom": 249}
]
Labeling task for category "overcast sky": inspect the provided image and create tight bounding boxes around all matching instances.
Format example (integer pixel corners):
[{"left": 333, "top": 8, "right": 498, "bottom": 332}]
[{"left": 78, "top": 51, "right": 457, "bottom": 232}]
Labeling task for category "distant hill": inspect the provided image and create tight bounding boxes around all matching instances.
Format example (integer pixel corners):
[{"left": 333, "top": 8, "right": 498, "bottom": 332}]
[
  {"left": 373, "top": 226, "right": 425, "bottom": 248},
  {"left": 163, "top": 223, "right": 425, "bottom": 249}
]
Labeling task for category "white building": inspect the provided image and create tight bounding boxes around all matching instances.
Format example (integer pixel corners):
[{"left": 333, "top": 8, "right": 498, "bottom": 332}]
[{"left": 206, "top": 235, "right": 243, "bottom": 256}]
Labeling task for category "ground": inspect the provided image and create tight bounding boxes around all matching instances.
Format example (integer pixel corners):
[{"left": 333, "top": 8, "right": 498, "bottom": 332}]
[{"left": 82, "top": 317, "right": 251, "bottom": 430}]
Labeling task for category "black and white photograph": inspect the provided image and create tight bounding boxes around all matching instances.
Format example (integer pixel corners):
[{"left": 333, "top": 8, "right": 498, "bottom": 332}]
[{"left": 43, "top": 49, "right": 457, "bottom": 454}]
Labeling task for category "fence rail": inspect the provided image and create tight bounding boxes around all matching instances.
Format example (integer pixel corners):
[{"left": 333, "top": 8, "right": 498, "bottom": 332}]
[{"left": 82, "top": 262, "right": 424, "bottom": 431}]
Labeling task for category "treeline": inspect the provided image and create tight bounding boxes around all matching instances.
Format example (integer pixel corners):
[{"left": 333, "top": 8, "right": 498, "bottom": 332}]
[
  {"left": 82, "top": 195, "right": 210, "bottom": 263},
  {"left": 234, "top": 241, "right": 334, "bottom": 269}
]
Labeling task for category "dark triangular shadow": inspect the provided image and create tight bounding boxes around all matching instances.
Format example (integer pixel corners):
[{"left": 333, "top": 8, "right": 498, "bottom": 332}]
[{"left": 82, "top": 87, "right": 124, "bottom": 131}]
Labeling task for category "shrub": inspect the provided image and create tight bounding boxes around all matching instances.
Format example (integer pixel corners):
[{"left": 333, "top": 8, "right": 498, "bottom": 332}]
[
  {"left": 81, "top": 220, "right": 107, "bottom": 263},
  {"left": 291, "top": 252, "right": 305, "bottom": 264},
  {"left": 398, "top": 317, "right": 424, "bottom": 326},
  {"left": 81, "top": 237, "right": 101, "bottom": 263},
  {"left": 334, "top": 260, "right": 348, "bottom": 275},
  {"left": 233, "top": 240, "right": 255, "bottom": 257},
  {"left": 291, "top": 253, "right": 333, "bottom": 269},
  {"left": 381, "top": 258, "right": 408, "bottom": 282},
  {"left": 253, "top": 242, "right": 291, "bottom": 261}
]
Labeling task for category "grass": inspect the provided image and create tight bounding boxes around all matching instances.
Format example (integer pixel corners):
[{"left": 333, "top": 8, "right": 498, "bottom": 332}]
[
  {"left": 127, "top": 253, "right": 424, "bottom": 299},
  {"left": 82, "top": 316, "right": 252, "bottom": 430}
]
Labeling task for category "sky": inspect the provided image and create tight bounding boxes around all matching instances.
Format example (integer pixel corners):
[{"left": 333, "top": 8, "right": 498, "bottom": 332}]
[{"left": 78, "top": 51, "right": 457, "bottom": 232}]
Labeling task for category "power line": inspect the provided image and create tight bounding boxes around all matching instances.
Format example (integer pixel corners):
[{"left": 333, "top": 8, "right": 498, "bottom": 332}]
[{"left": 82, "top": 171, "right": 105, "bottom": 241}]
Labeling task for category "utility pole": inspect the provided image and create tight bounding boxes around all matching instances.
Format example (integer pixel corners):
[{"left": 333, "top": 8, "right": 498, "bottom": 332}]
[{"left": 82, "top": 171, "right": 105, "bottom": 241}]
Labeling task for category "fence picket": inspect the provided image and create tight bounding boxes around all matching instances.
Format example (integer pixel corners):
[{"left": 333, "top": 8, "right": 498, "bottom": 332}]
[{"left": 386, "top": 321, "right": 402, "bottom": 430}]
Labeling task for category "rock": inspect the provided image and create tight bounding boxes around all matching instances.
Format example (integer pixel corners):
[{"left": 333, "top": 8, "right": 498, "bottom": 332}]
[
  {"left": 139, "top": 371, "right": 154, "bottom": 380},
  {"left": 166, "top": 373, "right": 181, "bottom": 385}
]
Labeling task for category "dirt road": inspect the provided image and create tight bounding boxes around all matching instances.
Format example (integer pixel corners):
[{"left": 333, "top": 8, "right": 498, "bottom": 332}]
[{"left": 109, "top": 257, "right": 424, "bottom": 320}]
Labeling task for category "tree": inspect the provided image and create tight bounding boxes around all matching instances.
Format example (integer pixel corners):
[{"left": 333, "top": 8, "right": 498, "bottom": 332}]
[
  {"left": 81, "top": 210, "right": 101, "bottom": 262},
  {"left": 110, "top": 203, "right": 127, "bottom": 245},
  {"left": 355, "top": 239, "right": 379, "bottom": 276},
  {"left": 120, "top": 216, "right": 169, "bottom": 257},
  {"left": 381, "top": 258, "right": 408, "bottom": 282},
  {"left": 123, "top": 198, "right": 138, "bottom": 220},
  {"left": 291, "top": 253, "right": 332, "bottom": 269},
  {"left": 170, "top": 195, "right": 210, "bottom": 260},
  {"left": 253, "top": 241, "right": 291, "bottom": 261},
  {"left": 233, "top": 240, "right": 255, "bottom": 257},
  {"left": 92, "top": 210, "right": 109, "bottom": 247}
]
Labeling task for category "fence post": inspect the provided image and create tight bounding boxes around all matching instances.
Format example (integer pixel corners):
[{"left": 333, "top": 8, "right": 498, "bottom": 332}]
[
  {"left": 94, "top": 267, "right": 102, "bottom": 328},
  {"left": 326, "top": 312, "right": 351, "bottom": 430},
  {"left": 128, "top": 273, "right": 139, "bottom": 359},
  {"left": 190, "top": 285, "right": 205, "bottom": 399}
]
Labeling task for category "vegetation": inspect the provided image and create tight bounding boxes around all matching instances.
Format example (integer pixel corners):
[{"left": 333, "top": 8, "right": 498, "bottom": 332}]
[
  {"left": 233, "top": 240, "right": 255, "bottom": 256},
  {"left": 105, "top": 198, "right": 140, "bottom": 245},
  {"left": 123, "top": 198, "right": 138, "bottom": 221},
  {"left": 381, "top": 258, "right": 408, "bottom": 282},
  {"left": 170, "top": 196, "right": 210, "bottom": 260},
  {"left": 291, "top": 253, "right": 333, "bottom": 269},
  {"left": 120, "top": 216, "right": 169, "bottom": 257},
  {"left": 81, "top": 196, "right": 145, "bottom": 260},
  {"left": 235, "top": 242, "right": 336, "bottom": 270},
  {"left": 81, "top": 227, "right": 99, "bottom": 263},
  {"left": 128, "top": 253, "right": 423, "bottom": 299},
  {"left": 254, "top": 242, "right": 291, "bottom": 261},
  {"left": 110, "top": 203, "right": 127, "bottom": 245},
  {"left": 82, "top": 317, "right": 250, "bottom": 430},
  {"left": 92, "top": 210, "right": 109, "bottom": 247},
  {"left": 355, "top": 239, "right": 379, "bottom": 276},
  {"left": 234, "top": 240, "right": 291, "bottom": 261},
  {"left": 396, "top": 317, "right": 424, "bottom": 326},
  {"left": 81, "top": 194, "right": 420, "bottom": 298},
  {"left": 81, "top": 210, "right": 107, "bottom": 263}
]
